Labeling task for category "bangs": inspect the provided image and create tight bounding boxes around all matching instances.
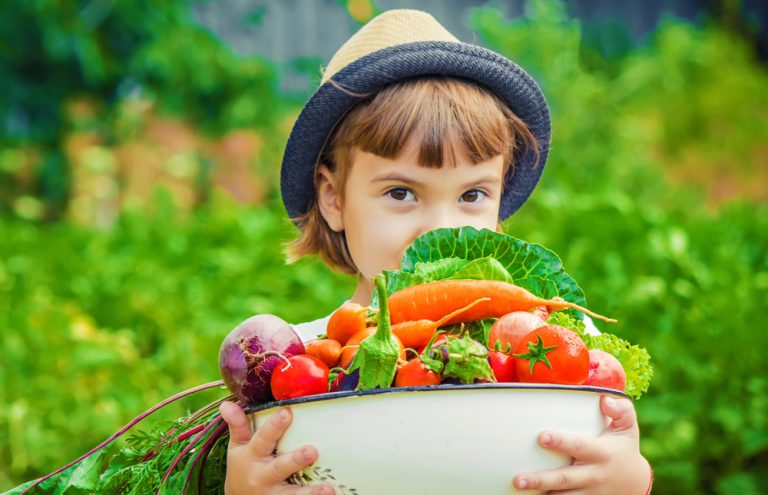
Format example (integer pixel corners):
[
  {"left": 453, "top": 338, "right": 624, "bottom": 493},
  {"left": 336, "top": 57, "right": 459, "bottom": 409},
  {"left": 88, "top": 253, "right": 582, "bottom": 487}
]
[{"left": 325, "top": 76, "right": 534, "bottom": 172}]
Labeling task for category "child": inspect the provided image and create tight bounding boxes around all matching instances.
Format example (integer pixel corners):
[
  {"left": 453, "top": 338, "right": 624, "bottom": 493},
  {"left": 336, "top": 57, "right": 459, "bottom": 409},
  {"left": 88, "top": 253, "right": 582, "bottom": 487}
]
[{"left": 220, "top": 9, "right": 652, "bottom": 495}]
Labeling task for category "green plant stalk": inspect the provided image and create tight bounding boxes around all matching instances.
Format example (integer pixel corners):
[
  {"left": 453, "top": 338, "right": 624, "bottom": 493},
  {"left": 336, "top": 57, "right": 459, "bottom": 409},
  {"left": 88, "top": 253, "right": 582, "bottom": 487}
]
[{"left": 348, "top": 274, "right": 400, "bottom": 390}]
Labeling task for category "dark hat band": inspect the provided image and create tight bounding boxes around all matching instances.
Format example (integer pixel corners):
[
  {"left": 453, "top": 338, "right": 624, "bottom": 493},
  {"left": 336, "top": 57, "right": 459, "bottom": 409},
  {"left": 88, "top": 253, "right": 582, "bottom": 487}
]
[{"left": 280, "top": 41, "right": 551, "bottom": 221}]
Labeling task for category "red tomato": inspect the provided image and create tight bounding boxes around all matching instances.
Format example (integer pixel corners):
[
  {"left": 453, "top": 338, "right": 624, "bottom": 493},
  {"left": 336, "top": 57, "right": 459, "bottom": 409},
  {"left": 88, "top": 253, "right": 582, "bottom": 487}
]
[
  {"left": 394, "top": 358, "right": 441, "bottom": 387},
  {"left": 513, "top": 325, "right": 589, "bottom": 385},
  {"left": 270, "top": 355, "right": 330, "bottom": 400},
  {"left": 488, "top": 350, "right": 516, "bottom": 382},
  {"left": 487, "top": 311, "right": 546, "bottom": 353},
  {"left": 584, "top": 349, "right": 627, "bottom": 392},
  {"left": 326, "top": 302, "right": 368, "bottom": 345}
]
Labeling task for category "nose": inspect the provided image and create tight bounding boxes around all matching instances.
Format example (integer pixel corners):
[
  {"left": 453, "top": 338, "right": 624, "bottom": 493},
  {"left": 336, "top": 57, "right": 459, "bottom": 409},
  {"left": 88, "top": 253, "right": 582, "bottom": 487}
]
[{"left": 419, "top": 204, "right": 469, "bottom": 235}]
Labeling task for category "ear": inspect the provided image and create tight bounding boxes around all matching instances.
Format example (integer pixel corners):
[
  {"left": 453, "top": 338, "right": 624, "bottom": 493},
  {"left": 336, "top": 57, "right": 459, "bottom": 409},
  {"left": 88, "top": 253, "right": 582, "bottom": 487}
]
[{"left": 316, "top": 164, "right": 344, "bottom": 232}]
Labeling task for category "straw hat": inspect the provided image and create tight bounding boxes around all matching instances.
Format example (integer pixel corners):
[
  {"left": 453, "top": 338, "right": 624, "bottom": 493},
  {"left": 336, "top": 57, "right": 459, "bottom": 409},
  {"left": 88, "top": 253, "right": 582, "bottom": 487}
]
[{"left": 280, "top": 9, "right": 550, "bottom": 221}]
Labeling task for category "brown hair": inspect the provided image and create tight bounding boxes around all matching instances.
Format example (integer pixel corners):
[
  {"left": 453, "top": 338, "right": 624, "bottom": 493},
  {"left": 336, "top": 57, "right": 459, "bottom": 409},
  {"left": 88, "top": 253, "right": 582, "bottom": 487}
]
[{"left": 285, "top": 76, "right": 539, "bottom": 274}]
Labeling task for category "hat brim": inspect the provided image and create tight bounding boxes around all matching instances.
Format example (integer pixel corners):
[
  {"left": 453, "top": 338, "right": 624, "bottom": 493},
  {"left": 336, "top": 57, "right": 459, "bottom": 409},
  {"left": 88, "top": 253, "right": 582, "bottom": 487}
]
[{"left": 281, "top": 41, "right": 551, "bottom": 221}]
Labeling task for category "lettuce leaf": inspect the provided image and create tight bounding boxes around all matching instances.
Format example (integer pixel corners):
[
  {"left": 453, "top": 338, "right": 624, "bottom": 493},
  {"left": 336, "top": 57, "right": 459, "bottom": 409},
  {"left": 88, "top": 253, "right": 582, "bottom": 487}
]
[
  {"left": 414, "top": 257, "right": 469, "bottom": 280},
  {"left": 446, "top": 256, "right": 514, "bottom": 284}
]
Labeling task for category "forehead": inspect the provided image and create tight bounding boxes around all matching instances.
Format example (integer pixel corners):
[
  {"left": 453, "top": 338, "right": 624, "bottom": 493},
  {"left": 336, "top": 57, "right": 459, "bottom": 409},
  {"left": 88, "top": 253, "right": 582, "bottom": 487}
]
[{"left": 349, "top": 145, "right": 504, "bottom": 184}]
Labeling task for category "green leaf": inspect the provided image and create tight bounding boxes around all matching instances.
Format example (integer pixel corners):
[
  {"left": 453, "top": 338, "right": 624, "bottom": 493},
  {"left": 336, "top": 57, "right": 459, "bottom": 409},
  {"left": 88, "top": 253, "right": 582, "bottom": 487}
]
[
  {"left": 414, "top": 257, "right": 469, "bottom": 280},
  {"left": 58, "top": 450, "right": 105, "bottom": 494},
  {"left": 1, "top": 481, "right": 36, "bottom": 495},
  {"left": 446, "top": 256, "right": 514, "bottom": 284}
]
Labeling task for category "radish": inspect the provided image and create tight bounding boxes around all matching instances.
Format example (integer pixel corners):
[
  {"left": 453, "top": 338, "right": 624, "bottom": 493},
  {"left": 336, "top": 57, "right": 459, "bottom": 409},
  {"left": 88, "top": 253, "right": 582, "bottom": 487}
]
[
  {"left": 487, "top": 311, "right": 547, "bottom": 353},
  {"left": 219, "top": 314, "right": 305, "bottom": 404},
  {"left": 584, "top": 349, "right": 627, "bottom": 392}
]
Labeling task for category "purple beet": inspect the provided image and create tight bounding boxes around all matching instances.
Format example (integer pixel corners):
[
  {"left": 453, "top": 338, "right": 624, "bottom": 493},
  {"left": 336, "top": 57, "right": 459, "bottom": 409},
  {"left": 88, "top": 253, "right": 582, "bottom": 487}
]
[{"left": 219, "top": 314, "right": 305, "bottom": 405}]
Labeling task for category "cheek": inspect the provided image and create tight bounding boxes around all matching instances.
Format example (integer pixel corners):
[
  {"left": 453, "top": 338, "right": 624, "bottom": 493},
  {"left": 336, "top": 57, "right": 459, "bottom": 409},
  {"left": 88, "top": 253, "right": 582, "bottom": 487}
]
[{"left": 344, "top": 212, "right": 413, "bottom": 276}]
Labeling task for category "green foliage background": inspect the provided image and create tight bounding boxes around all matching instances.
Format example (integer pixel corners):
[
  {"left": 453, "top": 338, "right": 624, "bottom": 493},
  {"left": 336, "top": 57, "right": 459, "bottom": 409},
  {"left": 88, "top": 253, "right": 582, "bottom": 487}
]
[{"left": 1, "top": 1, "right": 767, "bottom": 493}]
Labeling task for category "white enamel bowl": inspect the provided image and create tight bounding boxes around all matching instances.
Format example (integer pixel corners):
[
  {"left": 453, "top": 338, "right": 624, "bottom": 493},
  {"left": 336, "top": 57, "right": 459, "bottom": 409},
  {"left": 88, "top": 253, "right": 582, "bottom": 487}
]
[{"left": 247, "top": 384, "right": 625, "bottom": 495}]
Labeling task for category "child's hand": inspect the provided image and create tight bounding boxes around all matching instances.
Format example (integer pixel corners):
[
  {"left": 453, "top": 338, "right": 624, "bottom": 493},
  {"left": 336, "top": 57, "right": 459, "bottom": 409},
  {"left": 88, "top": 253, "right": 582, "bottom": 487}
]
[
  {"left": 513, "top": 396, "right": 652, "bottom": 494},
  {"left": 219, "top": 401, "right": 334, "bottom": 495}
]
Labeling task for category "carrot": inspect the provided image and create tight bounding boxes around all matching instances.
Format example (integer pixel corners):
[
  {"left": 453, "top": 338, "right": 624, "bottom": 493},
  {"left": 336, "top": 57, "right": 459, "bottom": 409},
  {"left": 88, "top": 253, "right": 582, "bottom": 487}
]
[
  {"left": 388, "top": 280, "right": 617, "bottom": 324},
  {"left": 327, "top": 302, "right": 368, "bottom": 345},
  {"left": 391, "top": 297, "right": 490, "bottom": 349},
  {"left": 305, "top": 338, "right": 343, "bottom": 368}
]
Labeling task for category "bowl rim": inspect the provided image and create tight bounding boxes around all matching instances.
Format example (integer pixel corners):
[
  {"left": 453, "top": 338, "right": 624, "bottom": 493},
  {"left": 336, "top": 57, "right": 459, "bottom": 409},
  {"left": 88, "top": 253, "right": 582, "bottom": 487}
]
[{"left": 244, "top": 383, "right": 629, "bottom": 414}]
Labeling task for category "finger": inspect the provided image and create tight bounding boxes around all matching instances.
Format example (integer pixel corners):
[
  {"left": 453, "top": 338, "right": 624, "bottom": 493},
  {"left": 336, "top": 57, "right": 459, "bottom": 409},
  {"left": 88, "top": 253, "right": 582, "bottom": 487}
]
[
  {"left": 278, "top": 483, "right": 336, "bottom": 495},
  {"left": 219, "top": 401, "right": 252, "bottom": 447},
  {"left": 513, "top": 464, "right": 595, "bottom": 492},
  {"left": 536, "top": 430, "right": 606, "bottom": 463},
  {"left": 257, "top": 445, "right": 319, "bottom": 486},
  {"left": 601, "top": 396, "right": 638, "bottom": 433},
  {"left": 249, "top": 407, "right": 292, "bottom": 457}
]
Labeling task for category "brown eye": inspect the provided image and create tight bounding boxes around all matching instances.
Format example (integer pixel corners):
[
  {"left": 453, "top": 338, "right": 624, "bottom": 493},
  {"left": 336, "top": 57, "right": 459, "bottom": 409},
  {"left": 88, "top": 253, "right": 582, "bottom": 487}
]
[
  {"left": 387, "top": 188, "right": 414, "bottom": 201},
  {"left": 460, "top": 190, "right": 484, "bottom": 203}
]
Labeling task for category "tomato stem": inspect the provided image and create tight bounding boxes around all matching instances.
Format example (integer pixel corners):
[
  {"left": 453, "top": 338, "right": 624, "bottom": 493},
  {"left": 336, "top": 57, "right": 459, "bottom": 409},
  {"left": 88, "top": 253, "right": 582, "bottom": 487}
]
[{"left": 514, "top": 335, "right": 558, "bottom": 375}]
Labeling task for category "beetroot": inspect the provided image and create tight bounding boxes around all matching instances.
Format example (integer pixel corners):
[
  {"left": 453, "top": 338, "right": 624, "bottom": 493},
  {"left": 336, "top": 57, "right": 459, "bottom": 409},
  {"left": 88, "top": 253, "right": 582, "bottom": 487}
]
[{"left": 219, "top": 314, "right": 305, "bottom": 404}]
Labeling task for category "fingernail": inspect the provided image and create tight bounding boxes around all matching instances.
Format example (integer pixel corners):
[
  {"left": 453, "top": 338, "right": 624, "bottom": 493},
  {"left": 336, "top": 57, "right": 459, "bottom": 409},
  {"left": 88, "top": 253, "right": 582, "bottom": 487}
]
[
  {"left": 605, "top": 397, "right": 616, "bottom": 408},
  {"left": 280, "top": 408, "right": 290, "bottom": 420},
  {"left": 540, "top": 432, "right": 551, "bottom": 445},
  {"left": 517, "top": 477, "right": 528, "bottom": 489},
  {"left": 302, "top": 446, "right": 314, "bottom": 461},
  {"left": 312, "top": 485, "right": 332, "bottom": 495}
]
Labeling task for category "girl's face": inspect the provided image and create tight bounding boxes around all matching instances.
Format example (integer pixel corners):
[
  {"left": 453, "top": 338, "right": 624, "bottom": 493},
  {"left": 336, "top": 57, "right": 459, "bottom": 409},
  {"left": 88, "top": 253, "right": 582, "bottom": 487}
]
[{"left": 318, "top": 141, "right": 505, "bottom": 304}]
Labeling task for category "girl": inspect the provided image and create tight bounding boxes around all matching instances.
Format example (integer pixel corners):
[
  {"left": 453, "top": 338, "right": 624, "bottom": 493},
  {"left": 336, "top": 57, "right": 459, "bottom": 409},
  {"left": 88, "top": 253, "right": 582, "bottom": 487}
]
[{"left": 220, "top": 9, "right": 652, "bottom": 495}]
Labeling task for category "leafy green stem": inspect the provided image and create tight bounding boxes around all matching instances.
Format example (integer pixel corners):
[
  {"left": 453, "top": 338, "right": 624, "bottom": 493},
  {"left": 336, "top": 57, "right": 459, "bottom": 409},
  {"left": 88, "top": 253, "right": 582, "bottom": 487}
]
[
  {"left": 156, "top": 416, "right": 224, "bottom": 491},
  {"left": 21, "top": 380, "right": 225, "bottom": 495}
]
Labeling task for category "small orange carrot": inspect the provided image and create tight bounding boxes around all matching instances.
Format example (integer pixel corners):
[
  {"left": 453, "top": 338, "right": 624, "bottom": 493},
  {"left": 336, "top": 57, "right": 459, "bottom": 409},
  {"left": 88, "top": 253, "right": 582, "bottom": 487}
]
[
  {"left": 327, "top": 302, "right": 368, "bottom": 345},
  {"left": 391, "top": 297, "right": 490, "bottom": 349},
  {"left": 388, "top": 280, "right": 617, "bottom": 324},
  {"left": 339, "top": 327, "right": 406, "bottom": 369},
  {"left": 305, "top": 338, "right": 343, "bottom": 368}
]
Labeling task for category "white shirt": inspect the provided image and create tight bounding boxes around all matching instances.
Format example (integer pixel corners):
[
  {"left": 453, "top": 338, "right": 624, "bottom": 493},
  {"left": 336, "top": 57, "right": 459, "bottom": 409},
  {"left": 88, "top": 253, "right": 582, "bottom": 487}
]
[{"left": 291, "top": 313, "right": 334, "bottom": 343}]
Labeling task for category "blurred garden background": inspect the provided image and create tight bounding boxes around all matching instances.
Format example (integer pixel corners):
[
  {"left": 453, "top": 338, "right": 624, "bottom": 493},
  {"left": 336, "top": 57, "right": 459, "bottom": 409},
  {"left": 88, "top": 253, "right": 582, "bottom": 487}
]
[{"left": 1, "top": 0, "right": 767, "bottom": 493}]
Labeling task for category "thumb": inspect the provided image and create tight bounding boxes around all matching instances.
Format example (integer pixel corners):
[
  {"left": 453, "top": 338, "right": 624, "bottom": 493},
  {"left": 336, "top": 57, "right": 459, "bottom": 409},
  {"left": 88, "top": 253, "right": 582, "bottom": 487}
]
[
  {"left": 601, "top": 395, "right": 639, "bottom": 434},
  {"left": 219, "top": 401, "right": 253, "bottom": 447}
]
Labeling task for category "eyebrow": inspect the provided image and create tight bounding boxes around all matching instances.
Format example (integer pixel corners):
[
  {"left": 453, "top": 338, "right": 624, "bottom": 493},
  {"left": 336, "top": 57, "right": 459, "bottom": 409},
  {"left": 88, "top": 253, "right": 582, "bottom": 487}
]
[
  {"left": 371, "top": 174, "right": 427, "bottom": 187},
  {"left": 372, "top": 173, "right": 501, "bottom": 189},
  {"left": 464, "top": 176, "right": 502, "bottom": 189}
]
